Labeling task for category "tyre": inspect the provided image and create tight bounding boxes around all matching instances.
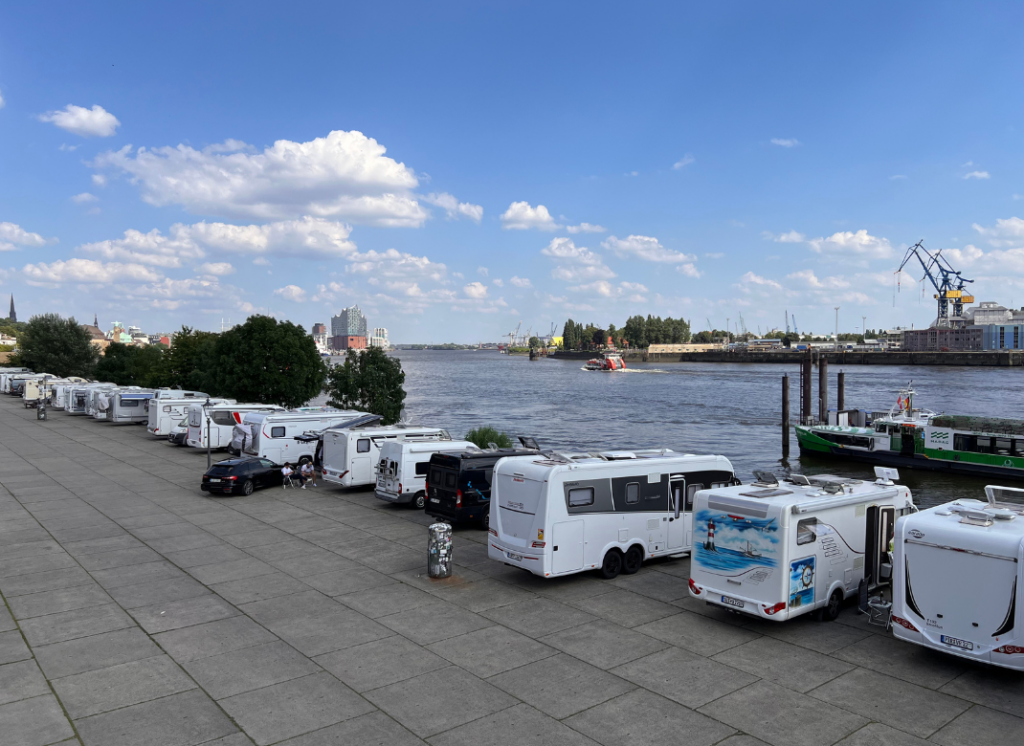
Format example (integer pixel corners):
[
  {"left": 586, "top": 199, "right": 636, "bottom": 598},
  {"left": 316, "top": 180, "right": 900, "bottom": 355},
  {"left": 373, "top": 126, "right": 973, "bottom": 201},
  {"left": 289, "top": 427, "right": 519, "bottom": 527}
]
[
  {"left": 242, "top": 479, "right": 254, "bottom": 496},
  {"left": 623, "top": 545, "right": 644, "bottom": 575},
  {"left": 820, "top": 588, "right": 843, "bottom": 622},
  {"left": 479, "top": 511, "right": 490, "bottom": 530},
  {"left": 411, "top": 492, "right": 426, "bottom": 510},
  {"left": 601, "top": 550, "right": 623, "bottom": 579}
]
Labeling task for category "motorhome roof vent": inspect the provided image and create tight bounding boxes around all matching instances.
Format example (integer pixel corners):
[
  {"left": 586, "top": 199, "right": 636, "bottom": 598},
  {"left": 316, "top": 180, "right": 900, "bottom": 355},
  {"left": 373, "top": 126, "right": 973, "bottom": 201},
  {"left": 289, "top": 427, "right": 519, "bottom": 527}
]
[
  {"left": 739, "top": 488, "right": 793, "bottom": 498},
  {"left": 787, "top": 474, "right": 811, "bottom": 486},
  {"left": 752, "top": 470, "right": 779, "bottom": 487},
  {"left": 820, "top": 482, "right": 845, "bottom": 495},
  {"left": 599, "top": 451, "right": 637, "bottom": 460},
  {"left": 991, "top": 509, "right": 1017, "bottom": 521},
  {"left": 958, "top": 509, "right": 994, "bottom": 527}
]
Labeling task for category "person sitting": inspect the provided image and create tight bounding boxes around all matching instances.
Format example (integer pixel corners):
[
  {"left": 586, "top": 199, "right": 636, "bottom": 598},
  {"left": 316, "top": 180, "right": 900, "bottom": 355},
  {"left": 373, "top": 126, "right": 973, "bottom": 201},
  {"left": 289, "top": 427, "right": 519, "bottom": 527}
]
[
  {"left": 281, "top": 463, "right": 295, "bottom": 488},
  {"left": 301, "top": 461, "right": 316, "bottom": 487}
]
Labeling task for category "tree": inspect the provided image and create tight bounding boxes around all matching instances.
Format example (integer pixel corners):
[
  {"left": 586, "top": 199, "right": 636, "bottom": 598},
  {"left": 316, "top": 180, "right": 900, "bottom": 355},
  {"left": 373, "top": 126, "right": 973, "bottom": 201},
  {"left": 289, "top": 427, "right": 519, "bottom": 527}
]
[
  {"left": 210, "top": 315, "right": 327, "bottom": 408},
  {"left": 528, "top": 336, "right": 540, "bottom": 349},
  {"left": 464, "top": 426, "right": 513, "bottom": 449},
  {"left": 15, "top": 314, "right": 97, "bottom": 378},
  {"left": 155, "top": 326, "right": 218, "bottom": 391},
  {"left": 94, "top": 343, "right": 165, "bottom": 386},
  {"left": 325, "top": 345, "right": 406, "bottom": 424}
]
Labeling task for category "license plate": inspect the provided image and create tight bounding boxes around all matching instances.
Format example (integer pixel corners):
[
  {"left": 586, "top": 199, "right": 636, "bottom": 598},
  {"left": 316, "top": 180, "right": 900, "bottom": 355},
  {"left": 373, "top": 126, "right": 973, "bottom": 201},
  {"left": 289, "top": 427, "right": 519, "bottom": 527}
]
[
  {"left": 941, "top": 635, "right": 974, "bottom": 651},
  {"left": 720, "top": 595, "right": 744, "bottom": 609},
  {"left": 506, "top": 552, "right": 524, "bottom": 561},
  {"left": 209, "top": 478, "right": 221, "bottom": 483},
  {"left": 430, "top": 497, "right": 439, "bottom": 503}
]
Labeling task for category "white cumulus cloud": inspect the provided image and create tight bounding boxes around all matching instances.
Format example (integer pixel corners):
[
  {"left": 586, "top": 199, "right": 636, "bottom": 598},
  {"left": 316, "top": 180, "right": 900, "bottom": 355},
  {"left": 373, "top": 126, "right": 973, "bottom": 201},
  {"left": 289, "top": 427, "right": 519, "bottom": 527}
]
[
  {"left": 972, "top": 217, "right": 1024, "bottom": 247},
  {"left": 964, "top": 171, "right": 990, "bottom": 180},
  {"left": 0, "top": 222, "right": 50, "bottom": 251},
  {"left": 186, "top": 217, "right": 357, "bottom": 258},
  {"left": 510, "top": 276, "right": 532, "bottom": 288},
  {"left": 786, "top": 269, "right": 850, "bottom": 289},
  {"left": 39, "top": 104, "right": 120, "bottom": 137},
  {"left": 808, "top": 230, "right": 893, "bottom": 259},
  {"left": 672, "top": 154, "right": 695, "bottom": 169},
  {"left": 78, "top": 226, "right": 205, "bottom": 268},
  {"left": 771, "top": 138, "right": 800, "bottom": 148},
  {"left": 678, "top": 263, "right": 702, "bottom": 278},
  {"left": 71, "top": 192, "right": 98, "bottom": 204},
  {"left": 566, "top": 222, "right": 606, "bottom": 234},
  {"left": 23, "top": 258, "right": 160, "bottom": 284},
  {"left": 500, "top": 201, "right": 559, "bottom": 231},
  {"left": 274, "top": 285, "right": 307, "bottom": 302},
  {"left": 762, "top": 230, "right": 806, "bottom": 243},
  {"left": 542, "top": 237, "right": 616, "bottom": 282},
  {"left": 197, "top": 262, "right": 235, "bottom": 276},
  {"left": 739, "top": 271, "right": 783, "bottom": 291},
  {"left": 92, "top": 130, "right": 426, "bottom": 225},
  {"left": 346, "top": 248, "right": 447, "bottom": 282},
  {"left": 602, "top": 235, "right": 696, "bottom": 263},
  {"left": 463, "top": 281, "right": 488, "bottom": 299},
  {"left": 422, "top": 193, "right": 483, "bottom": 223}
]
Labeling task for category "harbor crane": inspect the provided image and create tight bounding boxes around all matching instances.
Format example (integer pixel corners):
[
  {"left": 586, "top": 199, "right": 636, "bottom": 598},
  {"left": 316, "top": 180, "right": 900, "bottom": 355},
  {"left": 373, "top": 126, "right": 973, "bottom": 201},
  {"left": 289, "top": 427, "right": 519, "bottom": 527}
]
[
  {"left": 508, "top": 321, "right": 521, "bottom": 348},
  {"left": 791, "top": 315, "right": 799, "bottom": 335},
  {"left": 896, "top": 240, "right": 974, "bottom": 327}
]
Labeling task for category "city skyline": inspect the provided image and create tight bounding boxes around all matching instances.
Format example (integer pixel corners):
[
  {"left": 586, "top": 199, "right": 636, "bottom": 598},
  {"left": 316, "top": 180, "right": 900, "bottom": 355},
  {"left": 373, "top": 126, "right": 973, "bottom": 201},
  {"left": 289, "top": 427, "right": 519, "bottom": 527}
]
[{"left": 1, "top": 3, "right": 1023, "bottom": 342}]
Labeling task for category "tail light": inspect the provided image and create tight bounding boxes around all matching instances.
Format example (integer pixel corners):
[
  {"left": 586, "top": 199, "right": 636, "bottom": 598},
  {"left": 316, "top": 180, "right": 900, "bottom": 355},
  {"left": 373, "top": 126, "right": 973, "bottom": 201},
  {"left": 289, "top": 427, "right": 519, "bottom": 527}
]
[
  {"left": 456, "top": 489, "right": 462, "bottom": 508},
  {"left": 994, "top": 644, "right": 1024, "bottom": 655},
  {"left": 763, "top": 602, "right": 786, "bottom": 616},
  {"left": 398, "top": 483, "right": 402, "bottom": 495},
  {"left": 226, "top": 476, "right": 238, "bottom": 481},
  {"left": 688, "top": 578, "right": 702, "bottom": 595},
  {"left": 891, "top": 615, "right": 918, "bottom": 632},
  {"left": 532, "top": 541, "right": 546, "bottom": 548},
  {"left": 488, "top": 528, "right": 498, "bottom": 536}
]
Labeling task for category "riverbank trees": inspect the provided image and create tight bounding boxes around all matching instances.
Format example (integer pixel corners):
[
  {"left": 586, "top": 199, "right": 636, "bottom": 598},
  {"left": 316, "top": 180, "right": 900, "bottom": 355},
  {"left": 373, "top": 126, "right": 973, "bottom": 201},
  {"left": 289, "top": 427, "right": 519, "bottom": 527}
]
[
  {"left": 562, "top": 315, "right": 692, "bottom": 349},
  {"left": 14, "top": 314, "right": 98, "bottom": 377},
  {"left": 325, "top": 345, "right": 406, "bottom": 424}
]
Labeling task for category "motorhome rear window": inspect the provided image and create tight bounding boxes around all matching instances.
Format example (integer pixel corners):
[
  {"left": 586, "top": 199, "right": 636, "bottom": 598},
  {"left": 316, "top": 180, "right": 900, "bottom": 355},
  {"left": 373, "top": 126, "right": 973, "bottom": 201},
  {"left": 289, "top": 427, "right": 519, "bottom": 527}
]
[
  {"left": 271, "top": 427, "right": 286, "bottom": 437},
  {"left": 415, "top": 462, "right": 429, "bottom": 476},
  {"left": 357, "top": 439, "right": 370, "bottom": 453},
  {"left": 796, "top": 518, "right": 819, "bottom": 545},
  {"left": 430, "top": 468, "right": 443, "bottom": 484},
  {"left": 568, "top": 487, "right": 595, "bottom": 507},
  {"left": 445, "top": 472, "right": 457, "bottom": 488},
  {"left": 707, "top": 496, "right": 769, "bottom": 518},
  {"left": 625, "top": 483, "right": 640, "bottom": 504},
  {"left": 211, "top": 411, "right": 236, "bottom": 426}
]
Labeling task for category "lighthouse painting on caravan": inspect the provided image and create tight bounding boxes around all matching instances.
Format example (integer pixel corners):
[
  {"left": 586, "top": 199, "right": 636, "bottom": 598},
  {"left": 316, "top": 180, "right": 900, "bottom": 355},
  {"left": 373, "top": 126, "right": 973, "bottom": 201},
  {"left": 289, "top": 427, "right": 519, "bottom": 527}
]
[{"left": 693, "top": 509, "right": 780, "bottom": 575}]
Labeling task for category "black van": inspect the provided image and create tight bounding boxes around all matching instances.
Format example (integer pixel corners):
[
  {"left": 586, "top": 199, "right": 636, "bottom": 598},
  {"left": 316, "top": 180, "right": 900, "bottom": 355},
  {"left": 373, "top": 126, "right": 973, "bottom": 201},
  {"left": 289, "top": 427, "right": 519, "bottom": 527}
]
[{"left": 426, "top": 441, "right": 540, "bottom": 528}]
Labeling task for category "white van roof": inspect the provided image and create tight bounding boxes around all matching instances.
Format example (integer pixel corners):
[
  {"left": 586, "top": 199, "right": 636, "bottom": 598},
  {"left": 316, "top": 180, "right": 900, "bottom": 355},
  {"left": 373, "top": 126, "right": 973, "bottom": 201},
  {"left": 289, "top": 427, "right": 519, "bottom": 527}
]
[
  {"left": 329, "top": 424, "right": 447, "bottom": 437},
  {"left": 701, "top": 469, "right": 906, "bottom": 515},
  {"left": 497, "top": 451, "right": 734, "bottom": 481},
  {"left": 382, "top": 439, "right": 478, "bottom": 456}
]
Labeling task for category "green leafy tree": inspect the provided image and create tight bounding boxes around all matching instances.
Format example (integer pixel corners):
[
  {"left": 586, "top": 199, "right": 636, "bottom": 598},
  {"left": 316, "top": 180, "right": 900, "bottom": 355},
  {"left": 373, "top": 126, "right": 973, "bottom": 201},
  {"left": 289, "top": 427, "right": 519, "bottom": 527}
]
[
  {"left": 15, "top": 314, "right": 98, "bottom": 377},
  {"left": 155, "top": 326, "right": 219, "bottom": 391},
  {"left": 94, "top": 343, "right": 165, "bottom": 386},
  {"left": 465, "top": 426, "right": 513, "bottom": 449},
  {"left": 210, "top": 315, "right": 327, "bottom": 408},
  {"left": 528, "top": 336, "right": 540, "bottom": 349},
  {"left": 325, "top": 345, "right": 407, "bottom": 424}
]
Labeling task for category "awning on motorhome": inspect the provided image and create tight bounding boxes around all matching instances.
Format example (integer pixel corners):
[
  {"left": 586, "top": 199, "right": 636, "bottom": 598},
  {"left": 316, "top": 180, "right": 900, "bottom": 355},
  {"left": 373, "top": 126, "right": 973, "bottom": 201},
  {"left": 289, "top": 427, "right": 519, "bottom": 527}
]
[{"left": 120, "top": 393, "right": 155, "bottom": 400}]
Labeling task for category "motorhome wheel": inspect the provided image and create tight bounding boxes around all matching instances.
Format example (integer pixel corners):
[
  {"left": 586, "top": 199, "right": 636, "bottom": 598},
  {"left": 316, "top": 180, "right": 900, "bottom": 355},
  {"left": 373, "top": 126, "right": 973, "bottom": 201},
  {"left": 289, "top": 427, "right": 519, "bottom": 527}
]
[
  {"left": 623, "top": 545, "right": 643, "bottom": 575},
  {"left": 820, "top": 589, "right": 843, "bottom": 622},
  {"left": 601, "top": 550, "right": 623, "bottom": 579},
  {"left": 412, "top": 492, "right": 426, "bottom": 510},
  {"left": 242, "top": 479, "right": 254, "bottom": 496}
]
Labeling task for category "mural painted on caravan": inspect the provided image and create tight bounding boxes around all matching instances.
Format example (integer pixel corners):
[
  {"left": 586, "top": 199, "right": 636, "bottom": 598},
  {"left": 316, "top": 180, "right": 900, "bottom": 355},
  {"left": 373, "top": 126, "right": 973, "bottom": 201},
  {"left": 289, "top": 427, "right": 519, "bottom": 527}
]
[
  {"left": 789, "top": 556, "right": 815, "bottom": 608},
  {"left": 693, "top": 509, "right": 779, "bottom": 581}
]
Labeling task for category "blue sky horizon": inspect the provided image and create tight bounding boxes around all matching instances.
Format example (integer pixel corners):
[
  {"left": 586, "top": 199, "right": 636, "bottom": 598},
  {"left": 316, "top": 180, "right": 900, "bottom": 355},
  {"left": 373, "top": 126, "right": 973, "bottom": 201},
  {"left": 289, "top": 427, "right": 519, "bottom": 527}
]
[{"left": 2, "top": 1, "right": 1023, "bottom": 342}]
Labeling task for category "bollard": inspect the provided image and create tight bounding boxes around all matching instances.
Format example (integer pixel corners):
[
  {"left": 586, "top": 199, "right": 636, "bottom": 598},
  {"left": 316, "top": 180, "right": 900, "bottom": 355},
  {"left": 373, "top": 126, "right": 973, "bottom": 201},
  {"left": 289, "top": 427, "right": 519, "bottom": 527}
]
[
  {"left": 837, "top": 371, "right": 845, "bottom": 411},
  {"left": 818, "top": 357, "right": 828, "bottom": 424},
  {"left": 782, "top": 374, "right": 790, "bottom": 457},
  {"left": 428, "top": 523, "right": 453, "bottom": 578}
]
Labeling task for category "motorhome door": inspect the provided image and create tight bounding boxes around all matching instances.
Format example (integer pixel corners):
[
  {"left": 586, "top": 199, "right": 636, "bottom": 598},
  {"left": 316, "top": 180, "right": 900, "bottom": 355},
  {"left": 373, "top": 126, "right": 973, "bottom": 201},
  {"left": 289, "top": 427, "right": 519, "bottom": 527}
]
[
  {"left": 350, "top": 436, "right": 373, "bottom": 484},
  {"left": 865, "top": 505, "right": 896, "bottom": 586},
  {"left": 668, "top": 476, "right": 687, "bottom": 550}
]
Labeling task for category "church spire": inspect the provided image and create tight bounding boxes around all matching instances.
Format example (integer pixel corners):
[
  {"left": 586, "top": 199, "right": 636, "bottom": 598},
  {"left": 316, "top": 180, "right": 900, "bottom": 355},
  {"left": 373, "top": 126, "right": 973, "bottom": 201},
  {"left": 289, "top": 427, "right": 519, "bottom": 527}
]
[
  {"left": 8, "top": 295, "right": 14, "bottom": 324},
  {"left": 94, "top": 312, "right": 98, "bottom": 327}
]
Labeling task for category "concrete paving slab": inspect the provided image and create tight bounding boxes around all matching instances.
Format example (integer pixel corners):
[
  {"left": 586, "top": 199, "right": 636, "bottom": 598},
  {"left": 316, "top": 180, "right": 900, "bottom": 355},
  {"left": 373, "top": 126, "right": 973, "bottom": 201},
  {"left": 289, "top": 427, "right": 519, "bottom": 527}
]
[
  {"left": 635, "top": 610, "right": 760, "bottom": 656},
  {"left": 833, "top": 634, "right": 967, "bottom": 689},
  {"left": 430, "top": 702, "right": 598, "bottom": 746},
  {"left": 218, "top": 672, "right": 375, "bottom": 746},
  {"left": 834, "top": 723, "right": 932, "bottom": 745},
  {"left": 221, "top": 528, "right": 295, "bottom": 548},
  {"left": 564, "top": 689, "right": 736, "bottom": 746},
  {"left": 89, "top": 560, "right": 189, "bottom": 589},
  {"left": 539, "top": 620, "right": 668, "bottom": 670},
  {"left": 162, "top": 543, "right": 250, "bottom": 568},
  {"left": 64, "top": 534, "right": 147, "bottom": 557},
  {"left": 105, "top": 576, "right": 211, "bottom": 609},
  {"left": 0, "top": 629, "right": 33, "bottom": 664},
  {"left": 128, "top": 594, "right": 240, "bottom": 634},
  {"left": 746, "top": 614, "right": 873, "bottom": 654},
  {"left": 75, "top": 546, "right": 162, "bottom": 571},
  {"left": 33, "top": 627, "right": 161, "bottom": 679},
  {"left": 929, "top": 705, "right": 1024, "bottom": 746},
  {"left": 0, "top": 552, "right": 78, "bottom": 578},
  {"left": 378, "top": 601, "right": 492, "bottom": 645},
  {"left": 52, "top": 654, "right": 197, "bottom": 719},
  {"left": 8, "top": 584, "right": 113, "bottom": 620},
  {"left": 938, "top": 666, "right": 1024, "bottom": 717},
  {"left": 365, "top": 666, "right": 516, "bottom": 739},
  {"left": 0, "top": 693, "right": 75, "bottom": 746},
  {"left": 267, "top": 549, "right": 359, "bottom": 578},
  {"left": 608, "top": 569, "right": 691, "bottom": 601},
  {"left": 490, "top": 653, "right": 635, "bottom": 719},
  {"left": 699, "top": 681, "right": 869, "bottom": 746},
  {"left": 426, "top": 625, "right": 557, "bottom": 678},
  {"left": 155, "top": 615, "right": 277, "bottom": 663},
  {"left": 334, "top": 583, "right": 436, "bottom": 618},
  {"left": 569, "top": 589, "right": 680, "bottom": 628},
  {"left": 429, "top": 578, "right": 534, "bottom": 612},
  {"left": 0, "top": 601, "right": 16, "bottom": 632},
  {"left": 75, "top": 689, "right": 238, "bottom": 746},
  {"left": 185, "top": 557, "right": 276, "bottom": 585},
  {"left": 210, "top": 572, "right": 312, "bottom": 605},
  {"left": 301, "top": 566, "right": 394, "bottom": 597},
  {"left": 611, "top": 646, "right": 758, "bottom": 709},
  {"left": 480, "top": 597, "right": 597, "bottom": 638},
  {"left": 277, "top": 710, "right": 424, "bottom": 746},
  {"left": 315, "top": 635, "right": 448, "bottom": 692},
  {"left": 183, "top": 640, "right": 320, "bottom": 699},
  {"left": 712, "top": 636, "right": 855, "bottom": 693},
  {"left": 0, "top": 660, "right": 50, "bottom": 705}
]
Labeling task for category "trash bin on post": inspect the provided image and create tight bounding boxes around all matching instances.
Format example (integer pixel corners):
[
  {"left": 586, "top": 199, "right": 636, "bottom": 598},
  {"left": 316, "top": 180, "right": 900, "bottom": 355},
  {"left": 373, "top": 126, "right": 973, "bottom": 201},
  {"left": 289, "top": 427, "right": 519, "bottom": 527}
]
[
  {"left": 428, "top": 523, "right": 453, "bottom": 578},
  {"left": 36, "top": 402, "right": 46, "bottom": 421}
]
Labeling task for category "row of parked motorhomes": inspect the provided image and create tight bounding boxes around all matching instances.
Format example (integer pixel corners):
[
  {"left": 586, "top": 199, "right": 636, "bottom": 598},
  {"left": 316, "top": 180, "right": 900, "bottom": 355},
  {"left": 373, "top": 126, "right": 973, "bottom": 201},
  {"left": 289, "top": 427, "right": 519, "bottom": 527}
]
[{"left": 3, "top": 365, "right": 1023, "bottom": 671}]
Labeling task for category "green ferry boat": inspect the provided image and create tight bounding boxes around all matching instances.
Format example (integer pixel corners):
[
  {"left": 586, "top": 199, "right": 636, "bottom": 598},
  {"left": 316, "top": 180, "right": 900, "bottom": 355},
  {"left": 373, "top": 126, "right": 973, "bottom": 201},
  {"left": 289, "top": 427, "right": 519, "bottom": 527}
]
[{"left": 796, "top": 388, "right": 1024, "bottom": 479}]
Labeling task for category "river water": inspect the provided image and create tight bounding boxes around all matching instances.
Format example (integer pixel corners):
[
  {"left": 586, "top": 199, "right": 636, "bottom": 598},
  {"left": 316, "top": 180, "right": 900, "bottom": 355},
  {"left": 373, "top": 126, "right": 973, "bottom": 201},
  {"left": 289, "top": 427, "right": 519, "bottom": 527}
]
[{"left": 328, "top": 351, "right": 1024, "bottom": 509}]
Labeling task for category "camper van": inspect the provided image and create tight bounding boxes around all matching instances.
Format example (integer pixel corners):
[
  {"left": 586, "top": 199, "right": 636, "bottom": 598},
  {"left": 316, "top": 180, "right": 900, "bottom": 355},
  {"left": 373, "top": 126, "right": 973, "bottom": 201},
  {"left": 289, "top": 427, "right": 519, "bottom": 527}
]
[
  {"left": 321, "top": 422, "right": 453, "bottom": 489},
  {"left": 891, "top": 486, "right": 1024, "bottom": 670},
  {"left": 49, "top": 379, "right": 90, "bottom": 410},
  {"left": 8, "top": 374, "right": 42, "bottom": 397},
  {"left": 148, "top": 396, "right": 225, "bottom": 436},
  {"left": 109, "top": 389, "right": 157, "bottom": 424},
  {"left": 375, "top": 439, "right": 480, "bottom": 509},
  {"left": 23, "top": 377, "right": 77, "bottom": 407},
  {"left": 0, "top": 369, "right": 31, "bottom": 394},
  {"left": 93, "top": 387, "right": 149, "bottom": 421},
  {"left": 187, "top": 403, "right": 286, "bottom": 450},
  {"left": 239, "top": 410, "right": 367, "bottom": 464},
  {"left": 488, "top": 450, "right": 736, "bottom": 579},
  {"left": 688, "top": 467, "right": 914, "bottom": 622},
  {"left": 65, "top": 384, "right": 105, "bottom": 414},
  {"left": 86, "top": 385, "right": 119, "bottom": 418}
]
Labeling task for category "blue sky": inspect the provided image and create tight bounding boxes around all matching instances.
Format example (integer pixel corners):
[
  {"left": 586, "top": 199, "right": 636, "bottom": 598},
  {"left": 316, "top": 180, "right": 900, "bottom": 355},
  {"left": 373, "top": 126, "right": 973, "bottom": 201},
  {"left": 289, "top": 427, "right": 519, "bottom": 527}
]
[{"left": 2, "top": 2, "right": 1023, "bottom": 342}]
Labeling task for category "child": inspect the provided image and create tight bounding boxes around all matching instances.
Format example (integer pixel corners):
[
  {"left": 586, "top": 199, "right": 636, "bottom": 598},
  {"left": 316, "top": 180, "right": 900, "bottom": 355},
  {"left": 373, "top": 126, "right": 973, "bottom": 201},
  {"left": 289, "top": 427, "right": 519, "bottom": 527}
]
[{"left": 281, "top": 463, "right": 294, "bottom": 488}]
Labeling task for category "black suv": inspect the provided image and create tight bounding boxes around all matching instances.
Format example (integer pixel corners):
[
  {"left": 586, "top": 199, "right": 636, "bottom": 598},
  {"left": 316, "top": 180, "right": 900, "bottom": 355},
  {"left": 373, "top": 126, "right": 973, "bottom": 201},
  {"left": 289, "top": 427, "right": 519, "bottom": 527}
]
[
  {"left": 201, "top": 457, "right": 283, "bottom": 496},
  {"left": 426, "top": 441, "right": 540, "bottom": 528}
]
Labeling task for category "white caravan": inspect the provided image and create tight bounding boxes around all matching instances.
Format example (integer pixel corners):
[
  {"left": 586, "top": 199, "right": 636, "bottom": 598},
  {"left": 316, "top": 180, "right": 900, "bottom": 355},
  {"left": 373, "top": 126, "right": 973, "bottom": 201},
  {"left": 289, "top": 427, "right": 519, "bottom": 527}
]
[
  {"left": 66, "top": 383, "right": 110, "bottom": 414},
  {"left": 239, "top": 410, "right": 367, "bottom": 465},
  {"left": 891, "top": 486, "right": 1024, "bottom": 670},
  {"left": 8, "top": 373, "right": 42, "bottom": 397},
  {"left": 109, "top": 389, "right": 158, "bottom": 424},
  {"left": 0, "top": 369, "right": 31, "bottom": 393},
  {"left": 688, "top": 468, "right": 914, "bottom": 622},
  {"left": 94, "top": 387, "right": 148, "bottom": 421},
  {"left": 187, "top": 403, "right": 285, "bottom": 450},
  {"left": 321, "top": 422, "right": 453, "bottom": 489},
  {"left": 50, "top": 379, "right": 90, "bottom": 410},
  {"left": 148, "top": 396, "right": 227, "bottom": 437},
  {"left": 86, "top": 385, "right": 118, "bottom": 418},
  {"left": 375, "top": 438, "right": 480, "bottom": 509},
  {"left": 24, "top": 377, "right": 81, "bottom": 407},
  {"left": 488, "top": 450, "right": 736, "bottom": 579}
]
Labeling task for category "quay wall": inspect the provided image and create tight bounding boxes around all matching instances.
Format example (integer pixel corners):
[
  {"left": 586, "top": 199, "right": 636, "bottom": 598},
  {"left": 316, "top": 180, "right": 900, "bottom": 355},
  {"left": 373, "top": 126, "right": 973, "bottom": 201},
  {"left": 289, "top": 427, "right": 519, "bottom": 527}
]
[{"left": 551, "top": 350, "right": 1024, "bottom": 366}]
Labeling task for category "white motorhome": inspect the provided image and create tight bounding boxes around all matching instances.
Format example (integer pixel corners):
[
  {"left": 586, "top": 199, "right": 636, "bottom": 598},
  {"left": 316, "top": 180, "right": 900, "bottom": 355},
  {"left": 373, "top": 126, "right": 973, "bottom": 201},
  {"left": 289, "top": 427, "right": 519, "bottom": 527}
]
[
  {"left": 688, "top": 468, "right": 914, "bottom": 622},
  {"left": 85, "top": 385, "right": 118, "bottom": 418},
  {"left": 488, "top": 450, "right": 736, "bottom": 579},
  {"left": 93, "top": 387, "right": 148, "bottom": 421},
  {"left": 321, "top": 421, "right": 453, "bottom": 488},
  {"left": 187, "top": 403, "right": 286, "bottom": 450},
  {"left": 239, "top": 409, "right": 367, "bottom": 465},
  {"left": 1, "top": 370, "right": 33, "bottom": 394},
  {"left": 148, "top": 396, "right": 227, "bottom": 437},
  {"left": 109, "top": 389, "right": 158, "bottom": 424},
  {"left": 23, "top": 376, "right": 80, "bottom": 407},
  {"left": 66, "top": 383, "right": 110, "bottom": 414},
  {"left": 375, "top": 438, "right": 480, "bottom": 509},
  {"left": 891, "top": 486, "right": 1024, "bottom": 670},
  {"left": 50, "top": 379, "right": 90, "bottom": 410},
  {"left": 8, "top": 373, "right": 42, "bottom": 398}
]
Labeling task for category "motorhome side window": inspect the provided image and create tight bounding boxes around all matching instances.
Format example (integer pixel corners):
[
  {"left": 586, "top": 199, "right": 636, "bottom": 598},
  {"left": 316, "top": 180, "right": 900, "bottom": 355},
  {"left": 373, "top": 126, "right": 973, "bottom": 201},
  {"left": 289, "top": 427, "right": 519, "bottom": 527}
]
[
  {"left": 271, "top": 426, "right": 286, "bottom": 438},
  {"left": 625, "top": 483, "right": 640, "bottom": 504},
  {"left": 686, "top": 484, "right": 701, "bottom": 510},
  {"left": 796, "top": 518, "right": 818, "bottom": 545},
  {"left": 211, "top": 411, "right": 236, "bottom": 426},
  {"left": 415, "top": 462, "right": 430, "bottom": 476},
  {"left": 357, "top": 439, "right": 370, "bottom": 453},
  {"left": 568, "top": 487, "right": 595, "bottom": 507},
  {"left": 122, "top": 399, "right": 139, "bottom": 407}
]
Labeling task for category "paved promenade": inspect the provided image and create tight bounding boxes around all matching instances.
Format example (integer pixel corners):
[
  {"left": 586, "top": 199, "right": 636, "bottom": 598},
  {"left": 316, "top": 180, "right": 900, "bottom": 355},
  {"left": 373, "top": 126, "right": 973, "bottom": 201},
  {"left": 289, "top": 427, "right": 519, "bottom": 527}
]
[{"left": 0, "top": 398, "right": 1021, "bottom": 746}]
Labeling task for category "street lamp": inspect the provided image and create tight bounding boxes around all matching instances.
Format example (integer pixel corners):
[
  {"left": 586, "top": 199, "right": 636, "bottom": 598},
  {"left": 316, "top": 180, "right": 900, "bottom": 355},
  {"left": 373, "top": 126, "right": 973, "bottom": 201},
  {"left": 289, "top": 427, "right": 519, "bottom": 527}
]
[{"left": 203, "top": 396, "right": 212, "bottom": 469}]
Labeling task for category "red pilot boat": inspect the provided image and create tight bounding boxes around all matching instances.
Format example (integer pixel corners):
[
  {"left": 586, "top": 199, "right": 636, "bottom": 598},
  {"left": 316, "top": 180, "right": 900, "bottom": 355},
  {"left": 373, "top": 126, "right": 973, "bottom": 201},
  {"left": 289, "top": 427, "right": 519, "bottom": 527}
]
[{"left": 584, "top": 350, "right": 626, "bottom": 371}]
